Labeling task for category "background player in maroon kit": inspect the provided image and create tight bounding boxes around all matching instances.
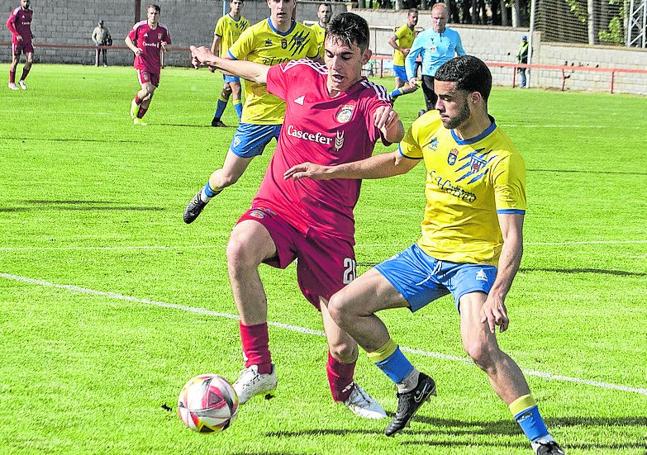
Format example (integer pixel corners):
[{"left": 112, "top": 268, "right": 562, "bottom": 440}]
[
  {"left": 189, "top": 12, "right": 404, "bottom": 419},
  {"left": 5, "top": 0, "right": 33, "bottom": 90},
  {"left": 125, "top": 4, "right": 171, "bottom": 125}
]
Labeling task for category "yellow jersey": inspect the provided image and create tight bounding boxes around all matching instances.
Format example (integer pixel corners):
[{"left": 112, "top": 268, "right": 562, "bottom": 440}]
[
  {"left": 228, "top": 19, "right": 320, "bottom": 124},
  {"left": 392, "top": 24, "right": 415, "bottom": 67},
  {"left": 399, "top": 111, "right": 527, "bottom": 265},
  {"left": 310, "top": 22, "right": 326, "bottom": 59},
  {"left": 214, "top": 14, "right": 249, "bottom": 57}
]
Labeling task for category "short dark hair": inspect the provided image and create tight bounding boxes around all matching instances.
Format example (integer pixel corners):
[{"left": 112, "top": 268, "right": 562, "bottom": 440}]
[
  {"left": 408, "top": 8, "right": 418, "bottom": 15},
  {"left": 326, "top": 12, "right": 369, "bottom": 52},
  {"left": 318, "top": 2, "right": 332, "bottom": 8},
  {"left": 435, "top": 55, "right": 492, "bottom": 102},
  {"left": 147, "top": 4, "right": 161, "bottom": 13}
]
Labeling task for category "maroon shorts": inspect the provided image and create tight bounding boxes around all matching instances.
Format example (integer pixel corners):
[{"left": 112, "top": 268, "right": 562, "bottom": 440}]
[
  {"left": 238, "top": 207, "right": 357, "bottom": 309},
  {"left": 12, "top": 40, "right": 33, "bottom": 56},
  {"left": 137, "top": 70, "right": 160, "bottom": 87}
]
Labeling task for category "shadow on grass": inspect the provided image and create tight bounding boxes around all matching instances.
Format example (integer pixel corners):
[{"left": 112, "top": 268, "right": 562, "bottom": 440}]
[
  {"left": 267, "top": 416, "right": 646, "bottom": 450},
  {"left": 355, "top": 262, "right": 644, "bottom": 277},
  {"left": 528, "top": 168, "right": 647, "bottom": 176},
  {"left": 0, "top": 200, "right": 165, "bottom": 212},
  {"left": 155, "top": 123, "right": 217, "bottom": 128},
  {"left": 1, "top": 136, "right": 148, "bottom": 144}
]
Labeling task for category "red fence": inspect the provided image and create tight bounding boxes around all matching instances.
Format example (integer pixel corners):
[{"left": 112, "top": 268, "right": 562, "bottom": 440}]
[{"left": 3, "top": 42, "right": 647, "bottom": 95}]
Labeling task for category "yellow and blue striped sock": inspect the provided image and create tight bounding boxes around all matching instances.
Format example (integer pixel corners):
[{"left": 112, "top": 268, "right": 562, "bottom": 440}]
[
  {"left": 510, "top": 394, "right": 550, "bottom": 442},
  {"left": 367, "top": 339, "right": 414, "bottom": 383}
]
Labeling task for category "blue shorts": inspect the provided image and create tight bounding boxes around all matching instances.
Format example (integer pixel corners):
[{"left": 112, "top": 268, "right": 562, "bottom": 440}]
[
  {"left": 223, "top": 74, "right": 240, "bottom": 84},
  {"left": 393, "top": 65, "right": 408, "bottom": 81},
  {"left": 230, "top": 123, "right": 282, "bottom": 158},
  {"left": 375, "top": 243, "right": 497, "bottom": 312}
]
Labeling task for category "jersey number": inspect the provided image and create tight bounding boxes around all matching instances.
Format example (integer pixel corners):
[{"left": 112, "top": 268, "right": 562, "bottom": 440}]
[{"left": 342, "top": 258, "right": 357, "bottom": 284}]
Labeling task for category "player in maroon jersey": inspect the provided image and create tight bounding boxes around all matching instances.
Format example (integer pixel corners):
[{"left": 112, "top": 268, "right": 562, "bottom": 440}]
[
  {"left": 5, "top": 0, "right": 33, "bottom": 90},
  {"left": 125, "top": 4, "right": 171, "bottom": 125},
  {"left": 190, "top": 12, "right": 404, "bottom": 418}
]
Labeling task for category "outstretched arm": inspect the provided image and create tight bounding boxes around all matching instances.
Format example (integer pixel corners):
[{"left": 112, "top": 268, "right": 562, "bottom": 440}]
[
  {"left": 191, "top": 45, "right": 268, "bottom": 84},
  {"left": 284, "top": 151, "right": 419, "bottom": 181},
  {"left": 480, "top": 213, "right": 524, "bottom": 333}
]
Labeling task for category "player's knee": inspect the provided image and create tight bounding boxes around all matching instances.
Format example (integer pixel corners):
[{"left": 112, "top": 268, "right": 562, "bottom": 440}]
[
  {"left": 463, "top": 338, "right": 497, "bottom": 370},
  {"left": 327, "top": 292, "right": 352, "bottom": 327},
  {"left": 226, "top": 233, "right": 261, "bottom": 273},
  {"left": 328, "top": 341, "right": 358, "bottom": 364}
]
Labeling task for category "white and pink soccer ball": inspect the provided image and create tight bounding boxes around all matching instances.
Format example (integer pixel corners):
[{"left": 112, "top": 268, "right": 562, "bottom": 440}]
[{"left": 177, "top": 374, "right": 239, "bottom": 433}]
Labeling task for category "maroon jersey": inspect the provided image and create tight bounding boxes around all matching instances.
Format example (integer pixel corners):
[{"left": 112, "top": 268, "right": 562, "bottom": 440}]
[
  {"left": 254, "top": 59, "right": 391, "bottom": 242},
  {"left": 127, "top": 20, "right": 171, "bottom": 74},
  {"left": 6, "top": 6, "right": 32, "bottom": 44}
]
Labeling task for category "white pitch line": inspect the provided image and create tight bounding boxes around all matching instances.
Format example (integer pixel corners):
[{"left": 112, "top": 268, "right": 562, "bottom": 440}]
[
  {"left": 1, "top": 271, "right": 646, "bottom": 398},
  {"left": 1, "top": 239, "right": 646, "bottom": 252}
]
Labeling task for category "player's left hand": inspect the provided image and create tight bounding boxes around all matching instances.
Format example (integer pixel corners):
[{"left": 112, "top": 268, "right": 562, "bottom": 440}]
[
  {"left": 190, "top": 45, "right": 215, "bottom": 68},
  {"left": 284, "top": 162, "right": 331, "bottom": 181},
  {"left": 374, "top": 105, "right": 399, "bottom": 131},
  {"left": 480, "top": 294, "right": 509, "bottom": 333}
]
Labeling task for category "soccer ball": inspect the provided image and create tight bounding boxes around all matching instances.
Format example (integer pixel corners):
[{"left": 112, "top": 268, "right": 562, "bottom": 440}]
[{"left": 177, "top": 374, "right": 239, "bottom": 433}]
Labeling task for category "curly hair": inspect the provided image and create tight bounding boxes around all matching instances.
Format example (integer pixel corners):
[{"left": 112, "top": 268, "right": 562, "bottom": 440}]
[{"left": 435, "top": 55, "right": 492, "bottom": 102}]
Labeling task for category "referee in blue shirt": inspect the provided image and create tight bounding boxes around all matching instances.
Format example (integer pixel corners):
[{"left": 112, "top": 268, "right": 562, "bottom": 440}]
[{"left": 405, "top": 3, "right": 465, "bottom": 113}]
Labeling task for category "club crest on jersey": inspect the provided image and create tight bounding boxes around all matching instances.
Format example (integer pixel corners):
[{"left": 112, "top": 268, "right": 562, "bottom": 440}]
[
  {"left": 264, "top": 39, "right": 272, "bottom": 46},
  {"left": 336, "top": 105, "right": 354, "bottom": 123},
  {"left": 447, "top": 148, "right": 458, "bottom": 165},
  {"left": 429, "top": 137, "right": 439, "bottom": 150},
  {"left": 470, "top": 155, "right": 487, "bottom": 173},
  {"left": 334, "top": 131, "right": 345, "bottom": 151},
  {"left": 281, "top": 38, "right": 287, "bottom": 49}
]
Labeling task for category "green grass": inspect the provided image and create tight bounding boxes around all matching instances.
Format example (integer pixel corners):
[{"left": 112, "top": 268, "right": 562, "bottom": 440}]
[{"left": 0, "top": 64, "right": 646, "bottom": 454}]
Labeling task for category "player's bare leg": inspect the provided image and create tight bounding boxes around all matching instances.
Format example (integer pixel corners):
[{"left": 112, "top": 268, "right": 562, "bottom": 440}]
[
  {"left": 132, "top": 82, "right": 156, "bottom": 125},
  {"left": 227, "top": 220, "right": 278, "bottom": 403},
  {"left": 17, "top": 52, "right": 32, "bottom": 90},
  {"left": 183, "top": 151, "right": 253, "bottom": 223},
  {"left": 8, "top": 53, "right": 19, "bottom": 90},
  {"left": 328, "top": 269, "right": 435, "bottom": 435},
  {"left": 320, "top": 298, "right": 386, "bottom": 419},
  {"left": 460, "top": 293, "right": 563, "bottom": 453},
  {"left": 459, "top": 292, "right": 530, "bottom": 403},
  {"left": 230, "top": 81, "right": 243, "bottom": 120}
]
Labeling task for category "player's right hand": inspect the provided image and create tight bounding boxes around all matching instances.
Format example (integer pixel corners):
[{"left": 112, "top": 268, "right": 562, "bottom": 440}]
[
  {"left": 408, "top": 77, "right": 418, "bottom": 86},
  {"left": 190, "top": 45, "right": 216, "bottom": 68},
  {"left": 16, "top": 35, "right": 22, "bottom": 42},
  {"left": 135, "top": 48, "right": 143, "bottom": 56},
  {"left": 284, "top": 162, "right": 331, "bottom": 181}
]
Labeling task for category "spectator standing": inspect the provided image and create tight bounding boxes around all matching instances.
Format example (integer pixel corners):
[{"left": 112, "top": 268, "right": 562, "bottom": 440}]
[
  {"left": 517, "top": 35, "right": 528, "bottom": 88},
  {"left": 92, "top": 20, "right": 112, "bottom": 67}
]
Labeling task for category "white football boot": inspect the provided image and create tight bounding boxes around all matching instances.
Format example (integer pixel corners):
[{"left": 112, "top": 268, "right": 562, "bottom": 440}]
[
  {"left": 233, "top": 364, "right": 277, "bottom": 404},
  {"left": 8, "top": 82, "right": 18, "bottom": 90},
  {"left": 18, "top": 80, "right": 27, "bottom": 90},
  {"left": 344, "top": 383, "right": 387, "bottom": 419}
]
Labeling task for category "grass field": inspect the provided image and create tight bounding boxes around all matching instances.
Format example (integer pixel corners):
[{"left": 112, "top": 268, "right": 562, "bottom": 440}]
[{"left": 0, "top": 64, "right": 646, "bottom": 454}]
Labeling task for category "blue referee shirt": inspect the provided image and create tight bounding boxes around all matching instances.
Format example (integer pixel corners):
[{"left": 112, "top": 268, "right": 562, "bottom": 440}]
[{"left": 405, "top": 27, "right": 466, "bottom": 79}]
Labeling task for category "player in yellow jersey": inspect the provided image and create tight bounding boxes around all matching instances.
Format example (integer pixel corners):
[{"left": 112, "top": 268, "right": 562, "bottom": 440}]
[
  {"left": 284, "top": 56, "right": 565, "bottom": 454},
  {"left": 388, "top": 8, "right": 418, "bottom": 100},
  {"left": 211, "top": 0, "right": 249, "bottom": 127},
  {"left": 184, "top": 0, "right": 319, "bottom": 224},
  {"left": 310, "top": 2, "right": 331, "bottom": 58}
]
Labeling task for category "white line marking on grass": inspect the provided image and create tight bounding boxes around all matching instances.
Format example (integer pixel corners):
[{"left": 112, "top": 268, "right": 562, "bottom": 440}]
[
  {"left": 2, "top": 272, "right": 646, "bottom": 397},
  {"left": 527, "top": 240, "right": 647, "bottom": 246}
]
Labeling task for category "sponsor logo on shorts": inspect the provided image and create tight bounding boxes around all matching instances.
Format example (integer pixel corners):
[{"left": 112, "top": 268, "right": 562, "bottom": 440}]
[
  {"left": 476, "top": 269, "right": 488, "bottom": 282},
  {"left": 294, "top": 95, "right": 305, "bottom": 105},
  {"left": 232, "top": 135, "right": 242, "bottom": 148},
  {"left": 249, "top": 209, "right": 266, "bottom": 219}
]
